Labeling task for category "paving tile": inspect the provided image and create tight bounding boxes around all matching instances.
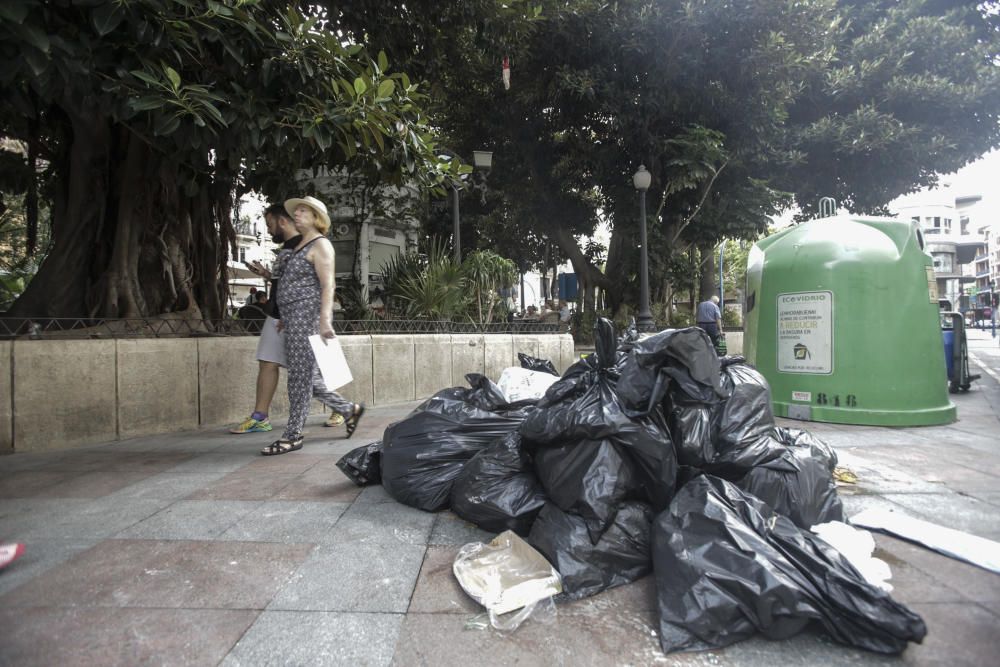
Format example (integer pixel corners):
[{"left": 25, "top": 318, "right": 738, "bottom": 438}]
[
  {"left": 40, "top": 449, "right": 195, "bottom": 473},
  {"left": 164, "top": 451, "right": 255, "bottom": 473},
  {"left": 871, "top": 539, "right": 967, "bottom": 605},
  {"left": 0, "top": 471, "right": 72, "bottom": 498},
  {"left": 871, "top": 534, "right": 1000, "bottom": 603},
  {"left": 328, "top": 500, "right": 436, "bottom": 547},
  {"left": 105, "top": 471, "right": 230, "bottom": 501},
  {"left": 19, "top": 497, "right": 169, "bottom": 541},
  {"left": 116, "top": 500, "right": 261, "bottom": 540},
  {"left": 237, "top": 453, "right": 329, "bottom": 475},
  {"left": 38, "top": 470, "right": 157, "bottom": 498},
  {"left": 0, "top": 607, "right": 257, "bottom": 667},
  {"left": 427, "top": 512, "right": 494, "bottom": 546},
  {"left": 560, "top": 574, "right": 659, "bottom": 614},
  {"left": 0, "top": 539, "right": 313, "bottom": 609},
  {"left": 834, "top": 451, "right": 946, "bottom": 495},
  {"left": 390, "top": 609, "right": 667, "bottom": 667},
  {"left": 219, "top": 501, "right": 350, "bottom": 543},
  {"left": 408, "top": 545, "right": 480, "bottom": 614},
  {"left": 0, "top": 538, "right": 98, "bottom": 596},
  {"left": 269, "top": 541, "right": 426, "bottom": 613},
  {"left": 272, "top": 463, "right": 364, "bottom": 502},
  {"left": 221, "top": 611, "right": 402, "bottom": 667},
  {"left": 352, "top": 483, "right": 396, "bottom": 505},
  {"left": 185, "top": 471, "right": 299, "bottom": 500},
  {"left": 898, "top": 602, "right": 1000, "bottom": 666}
]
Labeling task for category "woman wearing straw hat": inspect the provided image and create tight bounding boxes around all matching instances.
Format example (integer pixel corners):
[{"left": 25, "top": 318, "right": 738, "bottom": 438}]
[{"left": 261, "top": 195, "right": 364, "bottom": 455}]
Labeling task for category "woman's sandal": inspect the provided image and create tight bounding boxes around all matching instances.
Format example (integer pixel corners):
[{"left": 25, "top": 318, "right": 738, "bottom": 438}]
[
  {"left": 344, "top": 404, "right": 366, "bottom": 438},
  {"left": 261, "top": 438, "right": 303, "bottom": 456}
]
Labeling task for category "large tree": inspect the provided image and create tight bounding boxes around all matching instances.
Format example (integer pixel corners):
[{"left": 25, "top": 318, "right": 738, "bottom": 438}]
[
  {"left": 0, "top": 0, "right": 461, "bottom": 320},
  {"left": 430, "top": 0, "right": 1000, "bottom": 313}
]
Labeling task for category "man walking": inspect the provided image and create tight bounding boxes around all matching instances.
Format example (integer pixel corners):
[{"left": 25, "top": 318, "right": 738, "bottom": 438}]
[
  {"left": 696, "top": 294, "right": 723, "bottom": 348},
  {"left": 230, "top": 204, "right": 298, "bottom": 433}
]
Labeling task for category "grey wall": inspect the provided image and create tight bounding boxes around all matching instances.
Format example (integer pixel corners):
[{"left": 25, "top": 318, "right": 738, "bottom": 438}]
[{"left": 2, "top": 334, "right": 574, "bottom": 453}]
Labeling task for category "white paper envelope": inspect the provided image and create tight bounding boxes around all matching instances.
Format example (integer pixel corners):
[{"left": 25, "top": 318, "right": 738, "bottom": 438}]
[{"left": 308, "top": 335, "right": 353, "bottom": 390}]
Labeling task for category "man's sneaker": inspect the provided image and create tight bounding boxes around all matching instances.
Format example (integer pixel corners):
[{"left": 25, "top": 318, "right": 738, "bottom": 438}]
[
  {"left": 325, "top": 412, "right": 345, "bottom": 427},
  {"left": 229, "top": 416, "right": 273, "bottom": 434}
]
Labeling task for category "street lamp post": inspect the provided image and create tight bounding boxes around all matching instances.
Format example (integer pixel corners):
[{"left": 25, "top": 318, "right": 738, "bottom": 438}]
[
  {"left": 447, "top": 150, "right": 493, "bottom": 264},
  {"left": 633, "top": 165, "right": 654, "bottom": 332}
]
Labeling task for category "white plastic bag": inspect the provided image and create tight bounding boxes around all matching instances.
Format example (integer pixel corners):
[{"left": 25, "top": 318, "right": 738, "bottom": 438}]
[
  {"left": 497, "top": 367, "right": 560, "bottom": 403},
  {"left": 812, "top": 521, "right": 893, "bottom": 592},
  {"left": 453, "top": 530, "right": 562, "bottom": 631}
]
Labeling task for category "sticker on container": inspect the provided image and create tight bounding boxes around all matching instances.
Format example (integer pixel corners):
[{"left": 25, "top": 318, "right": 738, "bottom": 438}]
[
  {"left": 792, "top": 391, "right": 812, "bottom": 402},
  {"left": 777, "top": 291, "right": 833, "bottom": 374}
]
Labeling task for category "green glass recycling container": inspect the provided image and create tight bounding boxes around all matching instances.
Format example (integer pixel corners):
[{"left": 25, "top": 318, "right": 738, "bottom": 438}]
[{"left": 744, "top": 215, "right": 955, "bottom": 426}]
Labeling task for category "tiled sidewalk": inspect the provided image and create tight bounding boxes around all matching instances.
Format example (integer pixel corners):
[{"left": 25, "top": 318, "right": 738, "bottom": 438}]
[{"left": 2, "top": 380, "right": 1000, "bottom": 665}]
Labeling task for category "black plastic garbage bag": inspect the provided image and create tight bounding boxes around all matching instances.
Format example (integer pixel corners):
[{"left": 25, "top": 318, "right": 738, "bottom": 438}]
[
  {"left": 450, "top": 433, "right": 547, "bottom": 535},
  {"left": 380, "top": 374, "right": 532, "bottom": 512},
  {"left": 704, "top": 362, "right": 785, "bottom": 477},
  {"left": 435, "top": 372, "right": 511, "bottom": 411},
  {"left": 715, "top": 362, "right": 775, "bottom": 446},
  {"left": 529, "top": 501, "right": 653, "bottom": 600},
  {"left": 774, "top": 427, "right": 838, "bottom": 471},
  {"left": 668, "top": 405, "right": 716, "bottom": 469},
  {"left": 533, "top": 438, "right": 636, "bottom": 543},
  {"left": 653, "top": 476, "right": 926, "bottom": 655},
  {"left": 736, "top": 428, "right": 844, "bottom": 528},
  {"left": 618, "top": 327, "right": 725, "bottom": 417},
  {"left": 518, "top": 352, "right": 559, "bottom": 376},
  {"left": 520, "top": 319, "right": 631, "bottom": 443},
  {"left": 336, "top": 441, "right": 382, "bottom": 486}
]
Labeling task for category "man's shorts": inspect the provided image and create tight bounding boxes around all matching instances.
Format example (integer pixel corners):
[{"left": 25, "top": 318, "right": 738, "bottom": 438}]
[{"left": 255, "top": 316, "right": 286, "bottom": 366}]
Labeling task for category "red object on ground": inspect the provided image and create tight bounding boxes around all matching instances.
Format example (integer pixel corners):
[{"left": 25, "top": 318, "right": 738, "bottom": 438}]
[{"left": 0, "top": 543, "right": 25, "bottom": 569}]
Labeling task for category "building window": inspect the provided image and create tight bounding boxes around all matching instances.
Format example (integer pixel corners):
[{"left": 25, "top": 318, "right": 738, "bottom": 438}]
[
  {"left": 944, "top": 218, "right": 952, "bottom": 231},
  {"left": 960, "top": 216, "right": 969, "bottom": 235},
  {"left": 933, "top": 216, "right": 941, "bottom": 229},
  {"left": 239, "top": 247, "right": 246, "bottom": 263},
  {"left": 911, "top": 216, "right": 919, "bottom": 223}
]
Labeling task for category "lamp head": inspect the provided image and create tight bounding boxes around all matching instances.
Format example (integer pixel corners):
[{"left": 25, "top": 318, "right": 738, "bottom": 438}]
[{"left": 633, "top": 165, "right": 651, "bottom": 191}]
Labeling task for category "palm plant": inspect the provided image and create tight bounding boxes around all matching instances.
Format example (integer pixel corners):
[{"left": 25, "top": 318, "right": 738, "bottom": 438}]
[
  {"left": 381, "top": 238, "right": 468, "bottom": 320},
  {"left": 461, "top": 250, "right": 517, "bottom": 325}
]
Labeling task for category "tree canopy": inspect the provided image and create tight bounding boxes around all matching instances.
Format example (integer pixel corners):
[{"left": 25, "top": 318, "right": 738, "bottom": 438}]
[
  {"left": 1, "top": 0, "right": 998, "bottom": 320},
  {"left": 0, "top": 0, "right": 464, "bottom": 319},
  {"left": 426, "top": 0, "right": 1000, "bottom": 311}
]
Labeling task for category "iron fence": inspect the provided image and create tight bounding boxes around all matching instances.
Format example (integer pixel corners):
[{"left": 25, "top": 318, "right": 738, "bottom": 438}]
[{"left": 0, "top": 317, "right": 561, "bottom": 340}]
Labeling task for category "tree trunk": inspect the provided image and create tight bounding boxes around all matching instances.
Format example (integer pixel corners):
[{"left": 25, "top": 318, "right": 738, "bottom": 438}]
[
  {"left": 10, "top": 113, "right": 233, "bottom": 323},
  {"left": 8, "top": 108, "right": 108, "bottom": 318},
  {"left": 699, "top": 243, "right": 716, "bottom": 302}
]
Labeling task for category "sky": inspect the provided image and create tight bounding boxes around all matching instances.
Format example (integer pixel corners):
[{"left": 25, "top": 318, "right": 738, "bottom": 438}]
[
  {"left": 887, "top": 149, "right": 1000, "bottom": 230},
  {"left": 769, "top": 149, "right": 1000, "bottom": 230}
]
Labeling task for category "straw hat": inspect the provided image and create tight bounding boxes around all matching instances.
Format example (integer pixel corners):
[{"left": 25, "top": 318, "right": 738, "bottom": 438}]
[{"left": 284, "top": 196, "right": 331, "bottom": 233}]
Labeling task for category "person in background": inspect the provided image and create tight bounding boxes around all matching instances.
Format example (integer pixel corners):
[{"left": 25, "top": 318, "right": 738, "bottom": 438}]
[
  {"left": 696, "top": 295, "right": 723, "bottom": 347},
  {"left": 245, "top": 286, "right": 258, "bottom": 306}
]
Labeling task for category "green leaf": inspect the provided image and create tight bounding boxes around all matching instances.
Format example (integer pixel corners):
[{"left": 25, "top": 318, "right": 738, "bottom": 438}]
[
  {"left": 131, "top": 70, "right": 163, "bottom": 87},
  {"left": 377, "top": 50, "right": 389, "bottom": 72},
  {"left": 130, "top": 97, "right": 166, "bottom": 112},
  {"left": 91, "top": 3, "right": 124, "bottom": 37},
  {"left": 199, "top": 100, "right": 225, "bottom": 125},
  {"left": 165, "top": 66, "right": 181, "bottom": 91},
  {"left": 376, "top": 79, "right": 394, "bottom": 99},
  {"left": 354, "top": 77, "right": 367, "bottom": 96}
]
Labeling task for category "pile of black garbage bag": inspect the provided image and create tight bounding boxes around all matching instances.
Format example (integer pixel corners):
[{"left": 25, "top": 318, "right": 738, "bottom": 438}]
[{"left": 337, "top": 318, "right": 925, "bottom": 655}]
